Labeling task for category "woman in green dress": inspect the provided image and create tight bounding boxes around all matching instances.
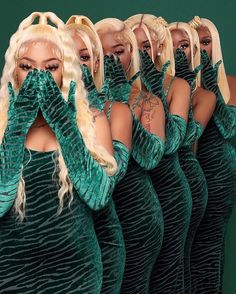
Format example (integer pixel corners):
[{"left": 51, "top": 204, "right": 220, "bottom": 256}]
[
  {"left": 0, "top": 12, "right": 118, "bottom": 294},
  {"left": 65, "top": 15, "right": 127, "bottom": 294},
  {"left": 95, "top": 18, "right": 165, "bottom": 294},
  {"left": 126, "top": 14, "right": 192, "bottom": 294},
  {"left": 188, "top": 16, "right": 236, "bottom": 293},
  {"left": 169, "top": 22, "right": 216, "bottom": 294}
]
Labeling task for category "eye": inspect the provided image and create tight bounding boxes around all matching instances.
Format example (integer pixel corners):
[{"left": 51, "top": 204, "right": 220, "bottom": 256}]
[
  {"left": 19, "top": 63, "right": 32, "bottom": 71},
  {"left": 45, "top": 64, "right": 60, "bottom": 72},
  {"left": 180, "top": 43, "right": 189, "bottom": 50},
  {"left": 114, "top": 50, "right": 124, "bottom": 56},
  {"left": 201, "top": 39, "right": 211, "bottom": 46},
  {"left": 79, "top": 55, "right": 90, "bottom": 62},
  {"left": 143, "top": 44, "right": 151, "bottom": 51}
]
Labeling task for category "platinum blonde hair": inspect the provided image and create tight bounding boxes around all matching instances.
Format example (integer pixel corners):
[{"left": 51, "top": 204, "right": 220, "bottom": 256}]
[
  {"left": 65, "top": 15, "right": 104, "bottom": 90},
  {"left": 95, "top": 17, "right": 141, "bottom": 90},
  {"left": 169, "top": 22, "right": 201, "bottom": 87},
  {"left": 125, "top": 14, "right": 175, "bottom": 76},
  {"left": 0, "top": 12, "right": 117, "bottom": 219},
  {"left": 189, "top": 16, "right": 230, "bottom": 103}
]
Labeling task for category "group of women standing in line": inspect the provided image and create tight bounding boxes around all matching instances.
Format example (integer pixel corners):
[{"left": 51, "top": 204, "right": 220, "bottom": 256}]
[{"left": 0, "top": 10, "right": 235, "bottom": 294}]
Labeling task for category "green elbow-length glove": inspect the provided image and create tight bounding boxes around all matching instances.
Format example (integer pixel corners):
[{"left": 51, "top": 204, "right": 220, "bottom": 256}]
[
  {"left": 38, "top": 71, "right": 115, "bottom": 211},
  {"left": 104, "top": 55, "right": 140, "bottom": 104},
  {"left": 81, "top": 64, "right": 109, "bottom": 111},
  {"left": 175, "top": 48, "right": 201, "bottom": 90},
  {"left": 174, "top": 48, "right": 202, "bottom": 146},
  {"left": 140, "top": 50, "right": 187, "bottom": 155},
  {"left": 131, "top": 114, "right": 165, "bottom": 170},
  {"left": 0, "top": 70, "right": 39, "bottom": 217},
  {"left": 201, "top": 50, "right": 236, "bottom": 139}
]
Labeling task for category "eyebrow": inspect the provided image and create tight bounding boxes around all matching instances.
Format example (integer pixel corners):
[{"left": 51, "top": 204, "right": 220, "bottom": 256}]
[
  {"left": 178, "top": 39, "right": 189, "bottom": 43},
  {"left": 18, "top": 57, "right": 61, "bottom": 62},
  {"left": 112, "top": 44, "right": 125, "bottom": 48},
  {"left": 142, "top": 40, "right": 150, "bottom": 44},
  {"left": 79, "top": 48, "right": 89, "bottom": 52}
]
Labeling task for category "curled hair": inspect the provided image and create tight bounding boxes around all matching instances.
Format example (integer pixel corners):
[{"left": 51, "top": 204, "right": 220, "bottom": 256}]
[
  {"left": 189, "top": 16, "right": 230, "bottom": 102},
  {"left": 95, "top": 17, "right": 141, "bottom": 90},
  {"left": 169, "top": 22, "right": 201, "bottom": 87},
  {"left": 0, "top": 12, "right": 117, "bottom": 219},
  {"left": 125, "top": 14, "right": 175, "bottom": 76},
  {"left": 65, "top": 15, "right": 104, "bottom": 90}
]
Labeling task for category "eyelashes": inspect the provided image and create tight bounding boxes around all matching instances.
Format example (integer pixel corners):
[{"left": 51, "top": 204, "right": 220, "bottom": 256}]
[
  {"left": 18, "top": 63, "right": 60, "bottom": 72},
  {"left": 79, "top": 55, "right": 90, "bottom": 62},
  {"left": 45, "top": 64, "right": 60, "bottom": 71},
  {"left": 19, "top": 63, "right": 32, "bottom": 71},
  {"left": 180, "top": 43, "right": 189, "bottom": 50},
  {"left": 200, "top": 39, "right": 211, "bottom": 46}
]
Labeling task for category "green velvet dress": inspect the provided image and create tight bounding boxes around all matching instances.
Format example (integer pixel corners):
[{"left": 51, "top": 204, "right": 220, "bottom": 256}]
[
  {"left": 93, "top": 140, "right": 129, "bottom": 294},
  {"left": 178, "top": 104, "right": 208, "bottom": 294},
  {"left": 0, "top": 149, "right": 103, "bottom": 293},
  {"left": 191, "top": 93, "right": 236, "bottom": 294},
  {"left": 112, "top": 111, "right": 165, "bottom": 294},
  {"left": 149, "top": 80, "right": 192, "bottom": 294}
]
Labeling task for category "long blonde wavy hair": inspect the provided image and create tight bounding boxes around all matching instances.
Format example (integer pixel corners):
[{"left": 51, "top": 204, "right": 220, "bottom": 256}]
[
  {"left": 95, "top": 17, "right": 141, "bottom": 90},
  {"left": 169, "top": 22, "right": 201, "bottom": 87},
  {"left": 189, "top": 16, "right": 230, "bottom": 103},
  {"left": 125, "top": 14, "right": 175, "bottom": 76},
  {"left": 65, "top": 15, "right": 104, "bottom": 90},
  {"left": 0, "top": 12, "right": 117, "bottom": 220}
]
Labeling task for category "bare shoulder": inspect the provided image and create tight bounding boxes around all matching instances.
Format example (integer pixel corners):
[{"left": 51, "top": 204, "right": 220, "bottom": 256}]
[
  {"left": 172, "top": 77, "right": 190, "bottom": 90},
  {"left": 168, "top": 77, "right": 191, "bottom": 99},
  {"left": 192, "top": 87, "right": 216, "bottom": 107}
]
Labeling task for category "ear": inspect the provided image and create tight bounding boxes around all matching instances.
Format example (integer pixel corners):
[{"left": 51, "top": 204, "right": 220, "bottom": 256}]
[
  {"left": 158, "top": 43, "right": 163, "bottom": 55},
  {"left": 129, "top": 44, "right": 133, "bottom": 54},
  {"left": 193, "top": 44, "right": 197, "bottom": 57}
]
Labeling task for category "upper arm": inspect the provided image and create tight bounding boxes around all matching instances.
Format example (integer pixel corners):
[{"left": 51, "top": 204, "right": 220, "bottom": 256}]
[
  {"left": 167, "top": 78, "right": 191, "bottom": 121},
  {"left": 92, "top": 108, "right": 114, "bottom": 156},
  {"left": 106, "top": 102, "right": 133, "bottom": 150},
  {"left": 141, "top": 93, "right": 165, "bottom": 141},
  {"left": 227, "top": 75, "right": 236, "bottom": 106},
  {"left": 192, "top": 89, "right": 216, "bottom": 130}
]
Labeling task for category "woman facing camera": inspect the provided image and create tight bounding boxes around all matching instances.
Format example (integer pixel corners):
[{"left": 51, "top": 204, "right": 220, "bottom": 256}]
[
  {"left": 0, "top": 11, "right": 118, "bottom": 294},
  {"left": 65, "top": 15, "right": 126, "bottom": 294},
  {"left": 187, "top": 16, "right": 236, "bottom": 294},
  {"left": 125, "top": 14, "right": 192, "bottom": 294},
  {"left": 95, "top": 17, "right": 165, "bottom": 294}
]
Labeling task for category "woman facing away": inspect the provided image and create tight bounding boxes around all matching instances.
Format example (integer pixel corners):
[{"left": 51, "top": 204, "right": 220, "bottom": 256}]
[
  {"left": 188, "top": 16, "right": 236, "bottom": 294},
  {"left": 0, "top": 11, "right": 118, "bottom": 294},
  {"left": 95, "top": 17, "right": 165, "bottom": 294},
  {"left": 65, "top": 15, "right": 126, "bottom": 294},
  {"left": 125, "top": 14, "right": 192, "bottom": 294}
]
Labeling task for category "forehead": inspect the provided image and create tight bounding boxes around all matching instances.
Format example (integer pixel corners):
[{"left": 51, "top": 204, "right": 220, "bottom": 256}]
[
  {"left": 72, "top": 33, "right": 87, "bottom": 49},
  {"left": 197, "top": 26, "right": 211, "bottom": 38},
  {"left": 99, "top": 31, "right": 125, "bottom": 47},
  {"left": 18, "top": 40, "right": 61, "bottom": 58},
  {"left": 134, "top": 27, "right": 148, "bottom": 40},
  {"left": 171, "top": 28, "right": 189, "bottom": 40}
]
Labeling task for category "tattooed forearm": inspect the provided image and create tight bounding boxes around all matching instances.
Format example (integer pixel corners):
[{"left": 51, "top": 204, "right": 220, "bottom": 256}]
[{"left": 142, "top": 110, "right": 152, "bottom": 132}]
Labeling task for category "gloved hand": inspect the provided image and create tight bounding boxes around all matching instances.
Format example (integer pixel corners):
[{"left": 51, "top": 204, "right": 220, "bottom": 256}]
[
  {"left": 139, "top": 50, "right": 170, "bottom": 98},
  {"left": 200, "top": 49, "right": 222, "bottom": 94},
  {"left": 81, "top": 64, "right": 109, "bottom": 111},
  {"left": 174, "top": 48, "right": 201, "bottom": 90},
  {"left": 104, "top": 55, "right": 140, "bottom": 104},
  {"left": 39, "top": 71, "right": 115, "bottom": 211}
]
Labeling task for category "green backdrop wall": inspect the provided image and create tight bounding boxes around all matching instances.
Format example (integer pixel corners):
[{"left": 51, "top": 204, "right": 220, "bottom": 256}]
[{"left": 0, "top": 1, "right": 235, "bottom": 293}]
